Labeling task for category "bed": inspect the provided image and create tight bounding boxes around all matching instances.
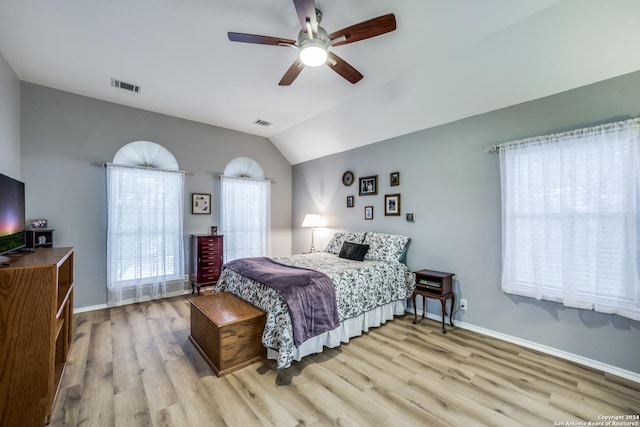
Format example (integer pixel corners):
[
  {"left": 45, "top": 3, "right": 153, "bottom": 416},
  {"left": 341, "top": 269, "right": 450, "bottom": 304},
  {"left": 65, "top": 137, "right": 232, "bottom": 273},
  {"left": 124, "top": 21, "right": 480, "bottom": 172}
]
[{"left": 214, "top": 231, "right": 415, "bottom": 369}]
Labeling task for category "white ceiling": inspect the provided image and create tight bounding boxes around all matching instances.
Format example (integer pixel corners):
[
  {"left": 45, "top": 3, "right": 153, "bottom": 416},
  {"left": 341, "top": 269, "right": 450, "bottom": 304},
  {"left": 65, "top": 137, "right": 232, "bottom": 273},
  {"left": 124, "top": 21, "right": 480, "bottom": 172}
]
[{"left": 1, "top": 0, "right": 639, "bottom": 164}]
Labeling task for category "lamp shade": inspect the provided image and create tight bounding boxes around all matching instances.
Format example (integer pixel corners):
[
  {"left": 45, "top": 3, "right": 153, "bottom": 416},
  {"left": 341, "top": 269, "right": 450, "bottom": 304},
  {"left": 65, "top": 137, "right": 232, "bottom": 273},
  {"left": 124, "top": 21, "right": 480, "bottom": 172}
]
[{"left": 301, "top": 214, "right": 322, "bottom": 228}]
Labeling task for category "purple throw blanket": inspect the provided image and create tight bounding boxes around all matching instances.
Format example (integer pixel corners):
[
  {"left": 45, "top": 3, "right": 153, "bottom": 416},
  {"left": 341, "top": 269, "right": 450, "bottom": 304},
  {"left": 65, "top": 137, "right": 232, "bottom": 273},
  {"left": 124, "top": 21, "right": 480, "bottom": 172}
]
[{"left": 223, "top": 257, "right": 339, "bottom": 346}]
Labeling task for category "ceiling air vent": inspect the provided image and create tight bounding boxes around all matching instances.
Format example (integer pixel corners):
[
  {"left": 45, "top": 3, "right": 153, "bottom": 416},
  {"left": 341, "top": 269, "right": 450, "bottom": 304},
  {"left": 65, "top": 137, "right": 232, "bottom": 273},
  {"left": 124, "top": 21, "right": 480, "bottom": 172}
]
[
  {"left": 254, "top": 119, "right": 272, "bottom": 127},
  {"left": 110, "top": 78, "right": 141, "bottom": 93}
]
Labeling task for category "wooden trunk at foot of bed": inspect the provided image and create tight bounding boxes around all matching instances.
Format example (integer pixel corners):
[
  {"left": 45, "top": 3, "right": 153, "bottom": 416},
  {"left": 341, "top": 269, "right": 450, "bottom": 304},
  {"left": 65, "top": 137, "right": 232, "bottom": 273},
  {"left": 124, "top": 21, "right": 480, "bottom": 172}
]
[{"left": 189, "top": 292, "right": 266, "bottom": 377}]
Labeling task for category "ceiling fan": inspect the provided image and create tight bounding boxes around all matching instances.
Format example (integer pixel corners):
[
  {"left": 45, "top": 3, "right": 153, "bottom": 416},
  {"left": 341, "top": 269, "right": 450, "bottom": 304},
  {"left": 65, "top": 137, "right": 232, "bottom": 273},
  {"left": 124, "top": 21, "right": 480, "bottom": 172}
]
[{"left": 227, "top": 0, "right": 396, "bottom": 86}]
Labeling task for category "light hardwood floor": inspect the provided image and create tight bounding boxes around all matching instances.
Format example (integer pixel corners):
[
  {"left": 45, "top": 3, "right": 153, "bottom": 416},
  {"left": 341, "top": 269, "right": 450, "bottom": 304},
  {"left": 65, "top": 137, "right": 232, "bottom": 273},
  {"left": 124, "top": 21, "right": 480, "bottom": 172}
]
[{"left": 50, "top": 295, "right": 640, "bottom": 427}]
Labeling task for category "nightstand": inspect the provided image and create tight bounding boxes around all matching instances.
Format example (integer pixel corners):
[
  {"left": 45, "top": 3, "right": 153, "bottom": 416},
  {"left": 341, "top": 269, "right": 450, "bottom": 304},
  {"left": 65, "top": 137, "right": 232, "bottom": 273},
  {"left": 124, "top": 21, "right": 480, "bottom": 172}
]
[{"left": 412, "top": 269, "right": 455, "bottom": 334}]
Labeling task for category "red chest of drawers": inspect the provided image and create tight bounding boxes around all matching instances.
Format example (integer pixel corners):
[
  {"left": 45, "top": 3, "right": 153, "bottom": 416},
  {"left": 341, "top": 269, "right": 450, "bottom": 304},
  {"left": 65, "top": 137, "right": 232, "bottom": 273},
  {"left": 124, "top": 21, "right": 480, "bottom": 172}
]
[{"left": 190, "top": 234, "right": 224, "bottom": 295}]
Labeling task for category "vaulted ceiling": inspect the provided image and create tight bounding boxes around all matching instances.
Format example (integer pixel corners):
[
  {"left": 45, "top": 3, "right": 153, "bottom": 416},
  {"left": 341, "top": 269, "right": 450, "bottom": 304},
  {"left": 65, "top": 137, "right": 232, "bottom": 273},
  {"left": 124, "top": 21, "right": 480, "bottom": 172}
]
[{"left": 1, "top": 0, "right": 639, "bottom": 164}]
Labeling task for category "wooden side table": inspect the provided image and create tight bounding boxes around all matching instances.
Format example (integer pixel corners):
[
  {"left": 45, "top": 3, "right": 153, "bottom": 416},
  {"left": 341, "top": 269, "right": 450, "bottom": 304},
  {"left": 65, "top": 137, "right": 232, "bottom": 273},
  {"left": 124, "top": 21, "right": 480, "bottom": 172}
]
[{"left": 412, "top": 269, "right": 455, "bottom": 334}]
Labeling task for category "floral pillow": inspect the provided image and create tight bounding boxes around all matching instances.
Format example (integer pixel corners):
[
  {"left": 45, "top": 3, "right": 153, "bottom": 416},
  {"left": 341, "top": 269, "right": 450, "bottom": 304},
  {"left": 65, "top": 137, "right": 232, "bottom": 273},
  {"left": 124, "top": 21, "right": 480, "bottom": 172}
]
[
  {"left": 363, "top": 232, "right": 409, "bottom": 262},
  {"left": 324, "top": 231, "right": 366, "bottom": 254}
]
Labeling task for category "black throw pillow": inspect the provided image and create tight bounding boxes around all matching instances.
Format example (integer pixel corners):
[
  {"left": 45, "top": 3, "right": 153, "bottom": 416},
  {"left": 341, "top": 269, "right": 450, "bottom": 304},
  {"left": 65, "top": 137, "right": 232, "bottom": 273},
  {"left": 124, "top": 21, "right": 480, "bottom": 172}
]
[{"left": 338, "top": 241, "right": 370, "bottom": 261}]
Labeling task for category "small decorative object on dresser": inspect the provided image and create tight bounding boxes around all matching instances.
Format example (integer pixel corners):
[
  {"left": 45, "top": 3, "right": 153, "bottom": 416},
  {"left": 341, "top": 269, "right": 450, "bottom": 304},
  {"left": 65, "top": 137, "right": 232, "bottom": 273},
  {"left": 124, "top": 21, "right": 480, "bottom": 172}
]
[
  {"left": 26, "top": 228, "right": 54, "bottom": 249},
  {"left": 190, "top": 234, "right": 224, "bottom": 295},
  {"left": 210, "top": 226, "right": 218, "bottom": 235},
  {"left": 29, "top": 218, "right": 48, "bottom": 229},
  {"left": 359, "top": 175, "right": 377, "bottom": 196},
  {"left": 413, "top": 269, "right": 456, "bottom": 334},
  {"left": 192, "top": 193, "right": 211, "bottom": 214},
  {"left": 390, "top": 172, "right": 400, "bottom": 186},
  {"left": 384, "top": 194, "right": 401, "bottom": 216},
  {"left": 346, "top": 196, "right": 354, "bottom": 208}
]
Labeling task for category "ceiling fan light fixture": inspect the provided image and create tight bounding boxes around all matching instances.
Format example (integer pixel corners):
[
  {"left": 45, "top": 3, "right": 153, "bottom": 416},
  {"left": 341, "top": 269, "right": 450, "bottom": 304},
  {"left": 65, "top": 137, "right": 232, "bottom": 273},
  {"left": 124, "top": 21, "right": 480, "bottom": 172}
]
[{"left": 299, "top": 42, "right": 327, "bottom": 67}]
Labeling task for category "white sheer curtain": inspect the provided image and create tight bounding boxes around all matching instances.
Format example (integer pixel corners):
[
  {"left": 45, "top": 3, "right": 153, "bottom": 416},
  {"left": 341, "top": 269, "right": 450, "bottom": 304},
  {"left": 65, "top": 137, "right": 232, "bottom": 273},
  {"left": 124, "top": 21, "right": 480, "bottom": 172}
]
[
  {"left": 107, "top": 165, "right": 185, "bottom": 306},
  {"left": 220, "top": 176, "right": 271, "bottom": 262},
  {"left": 500, "top": 118, "right": 640, "bottom": 320}
]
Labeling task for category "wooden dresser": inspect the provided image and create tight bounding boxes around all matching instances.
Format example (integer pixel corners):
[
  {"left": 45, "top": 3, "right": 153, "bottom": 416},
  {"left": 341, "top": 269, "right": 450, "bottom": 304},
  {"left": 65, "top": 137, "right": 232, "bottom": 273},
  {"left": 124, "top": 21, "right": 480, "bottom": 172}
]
[
  {"left": 0, "top": 247, "right": 75, "bottom": 427},
  {"left": 190, "top": 235, "right": 223, "bottom": 295}
]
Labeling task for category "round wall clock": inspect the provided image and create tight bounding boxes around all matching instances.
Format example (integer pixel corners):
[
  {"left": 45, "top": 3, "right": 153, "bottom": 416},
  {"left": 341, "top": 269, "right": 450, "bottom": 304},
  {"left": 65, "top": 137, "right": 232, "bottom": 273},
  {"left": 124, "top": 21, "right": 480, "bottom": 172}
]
[{"left": 342, "top": 171, "right": 354, "bottom": 186}]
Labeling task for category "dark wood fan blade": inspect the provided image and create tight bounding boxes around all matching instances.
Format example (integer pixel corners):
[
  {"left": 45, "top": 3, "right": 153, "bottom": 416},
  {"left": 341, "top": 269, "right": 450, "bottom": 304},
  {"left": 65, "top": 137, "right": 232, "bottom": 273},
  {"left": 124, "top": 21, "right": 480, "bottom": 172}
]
[
  {"left": 279, "top": 58, "right": 305, "bottom": 86},
  {"left": 228, "top": 32, "right": 296, "bottom": 46},
  {"left": 293, "top": 0, "right": 318, "bottom": 34},
  {"left": 329, "top": 13, "right": 396, "bottom": 47},
  {"left": 326, "top": 51, "right": 363, "bottom": 84}
]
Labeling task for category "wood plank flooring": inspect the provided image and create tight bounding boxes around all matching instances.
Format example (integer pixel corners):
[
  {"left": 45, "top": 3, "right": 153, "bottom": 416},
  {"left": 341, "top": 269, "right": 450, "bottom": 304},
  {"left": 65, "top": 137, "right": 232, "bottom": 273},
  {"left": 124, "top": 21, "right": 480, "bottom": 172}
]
[{"left": 50, "top": 295, "right": 640, "bottom": 426}]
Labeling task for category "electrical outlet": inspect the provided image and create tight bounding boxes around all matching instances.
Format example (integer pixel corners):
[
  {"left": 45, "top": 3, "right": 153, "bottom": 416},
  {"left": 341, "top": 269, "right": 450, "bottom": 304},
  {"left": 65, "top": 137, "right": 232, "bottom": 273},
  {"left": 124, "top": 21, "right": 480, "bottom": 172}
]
[
  {"left": 460, "top": 299, "right": 468, "bottom": 310},
  {"left": 184, "top": 274, "right": 189, "bottom": 282}
]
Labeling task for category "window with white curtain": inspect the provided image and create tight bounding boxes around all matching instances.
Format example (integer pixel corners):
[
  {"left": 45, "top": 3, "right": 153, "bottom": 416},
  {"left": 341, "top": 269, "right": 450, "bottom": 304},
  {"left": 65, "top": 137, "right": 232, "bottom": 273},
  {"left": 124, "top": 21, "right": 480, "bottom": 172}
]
[
  {"left": 106, "top": 141, "right": 185, "bottom": 307},
  {"left": 220, "top": 157, "right": 271, "bottom": 262},
  {"left": 499, "top": 118, "right": 640, "bottom": 320}
]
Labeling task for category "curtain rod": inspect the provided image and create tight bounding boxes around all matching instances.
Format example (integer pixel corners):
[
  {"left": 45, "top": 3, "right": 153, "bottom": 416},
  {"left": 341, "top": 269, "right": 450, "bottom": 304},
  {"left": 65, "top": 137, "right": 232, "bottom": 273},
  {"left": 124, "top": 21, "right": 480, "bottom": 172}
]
[
  {"left": 485, "top": 116, "right": 640, "bottom": 154},
  {"left": 217, "top": 174, "right": 277, "bottom": 184},
  {"left": 92, "top": 161, "right": 193, "bottom": 175}
]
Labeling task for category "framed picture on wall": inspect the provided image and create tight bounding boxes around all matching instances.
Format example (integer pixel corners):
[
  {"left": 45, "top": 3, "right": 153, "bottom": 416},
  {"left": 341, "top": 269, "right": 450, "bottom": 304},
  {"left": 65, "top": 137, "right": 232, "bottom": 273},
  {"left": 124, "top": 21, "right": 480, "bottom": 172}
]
[
  {"left": 192, "top": 193, "right": 211, "bottom": 214},
  {"left": 364, "top": 205, "right": 374, "bottom": 220},
  {"left": 359, "top": 175, "right": 378, "bottom": 196},
  {"left": 390, "top": 172, "right": 400, "bottom": 186},
  {"left": 346, "top": 196, "right": 354, "bottom": 208},
  {"left": 384, "top": 194, "right": 401, "bottom": 216}
]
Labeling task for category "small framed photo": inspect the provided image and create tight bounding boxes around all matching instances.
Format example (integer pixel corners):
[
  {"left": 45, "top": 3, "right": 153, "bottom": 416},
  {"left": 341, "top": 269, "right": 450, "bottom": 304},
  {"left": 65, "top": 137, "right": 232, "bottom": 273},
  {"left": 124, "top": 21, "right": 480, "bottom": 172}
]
[
  {"left": 359, "top": 175, "right": 378, "bottom": 196},
  {"left": 364, "top": 205, "right": 374, "bottom": 220},
  {"left": 192, "top": 193, "right": 211, "bottom": 214},
  {"left": 390, "top": 172, "right": 400, "bottom": 186},
  {"left": 346, "top": 196, "right": 354, "bottom": 208},
  {"left": 210, "top": 226, "right": 218, "bottom": 235},
  {"left": 29, "top": 219, "right": 48, "bottom": 229},
  {"left": 384, "top": 194, "right": 401, "bottom": 216}
]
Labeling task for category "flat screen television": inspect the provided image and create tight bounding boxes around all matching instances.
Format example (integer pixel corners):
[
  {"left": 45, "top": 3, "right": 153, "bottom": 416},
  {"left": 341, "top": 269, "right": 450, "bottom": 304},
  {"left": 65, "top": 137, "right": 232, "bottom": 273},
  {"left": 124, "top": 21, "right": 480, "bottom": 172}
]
[{"left": 0, "top": 173, "right": 26, "bottom": 255}]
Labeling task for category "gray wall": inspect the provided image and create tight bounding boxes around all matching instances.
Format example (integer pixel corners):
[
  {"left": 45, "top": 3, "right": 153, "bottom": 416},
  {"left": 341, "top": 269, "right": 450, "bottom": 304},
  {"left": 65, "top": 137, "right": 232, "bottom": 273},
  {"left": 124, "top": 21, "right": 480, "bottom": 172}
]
[
  {"left": 0, "top": 52, "right": 20, "bottom": 179},
  {"left": 20, "top": 83, "right": 292, "bottom": 309},
  {"left": 292, "top": 70, "right": 640, "bottom": 374}
]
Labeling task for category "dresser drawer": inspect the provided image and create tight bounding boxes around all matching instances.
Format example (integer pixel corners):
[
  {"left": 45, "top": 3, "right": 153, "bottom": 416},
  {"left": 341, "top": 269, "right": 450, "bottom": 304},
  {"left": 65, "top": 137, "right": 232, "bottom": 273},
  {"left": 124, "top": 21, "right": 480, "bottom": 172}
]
[
  {"left": 202, "top": 265, "right": 220, "bottom": 275},
  {"left": 201, "top": 274, "right": 219, "bottom": 283},
  {"left": 200, "top": 249, "right": 221, "bottom": 259},
  {"left": 200, "top": 239, "right": 219, "bottom": 248}
]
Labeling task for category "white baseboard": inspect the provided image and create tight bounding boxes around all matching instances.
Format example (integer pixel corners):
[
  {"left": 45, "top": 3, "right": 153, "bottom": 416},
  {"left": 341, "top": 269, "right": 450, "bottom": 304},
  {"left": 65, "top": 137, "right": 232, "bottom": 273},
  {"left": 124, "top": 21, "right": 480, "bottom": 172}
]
[
  {"left": 74, "top": 303, "right": 108, "bottom": 313},
  {"left": 408, "top": 308, "right": 640, "bottom": 384},
  {"left": 73, "top": 289, "right": 194, "bottom": 314}
]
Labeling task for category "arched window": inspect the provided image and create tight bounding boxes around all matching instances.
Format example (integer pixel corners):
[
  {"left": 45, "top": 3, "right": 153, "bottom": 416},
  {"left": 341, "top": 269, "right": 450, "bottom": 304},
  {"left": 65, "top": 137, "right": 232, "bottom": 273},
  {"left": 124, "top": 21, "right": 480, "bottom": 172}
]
[
  {"left": 107, "top": 141, "right": 185, "bottom": 306},
  {"left": 220, "top": 157, "right": 271, "bottom": 261}
]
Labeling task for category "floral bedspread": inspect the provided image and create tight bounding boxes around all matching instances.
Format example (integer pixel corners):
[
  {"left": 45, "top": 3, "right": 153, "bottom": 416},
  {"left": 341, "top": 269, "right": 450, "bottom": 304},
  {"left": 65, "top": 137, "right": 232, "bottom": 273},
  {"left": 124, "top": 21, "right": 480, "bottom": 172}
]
[{"left": 214, "top": 252, "right": 415, "bottom": 369}]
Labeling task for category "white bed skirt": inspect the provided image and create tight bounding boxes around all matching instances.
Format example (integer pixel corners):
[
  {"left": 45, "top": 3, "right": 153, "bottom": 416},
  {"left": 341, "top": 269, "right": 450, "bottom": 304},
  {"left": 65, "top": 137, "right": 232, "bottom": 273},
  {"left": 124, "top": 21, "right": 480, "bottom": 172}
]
[{"left": 266, "top": 299, "right": 408, "bottom": 363}]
